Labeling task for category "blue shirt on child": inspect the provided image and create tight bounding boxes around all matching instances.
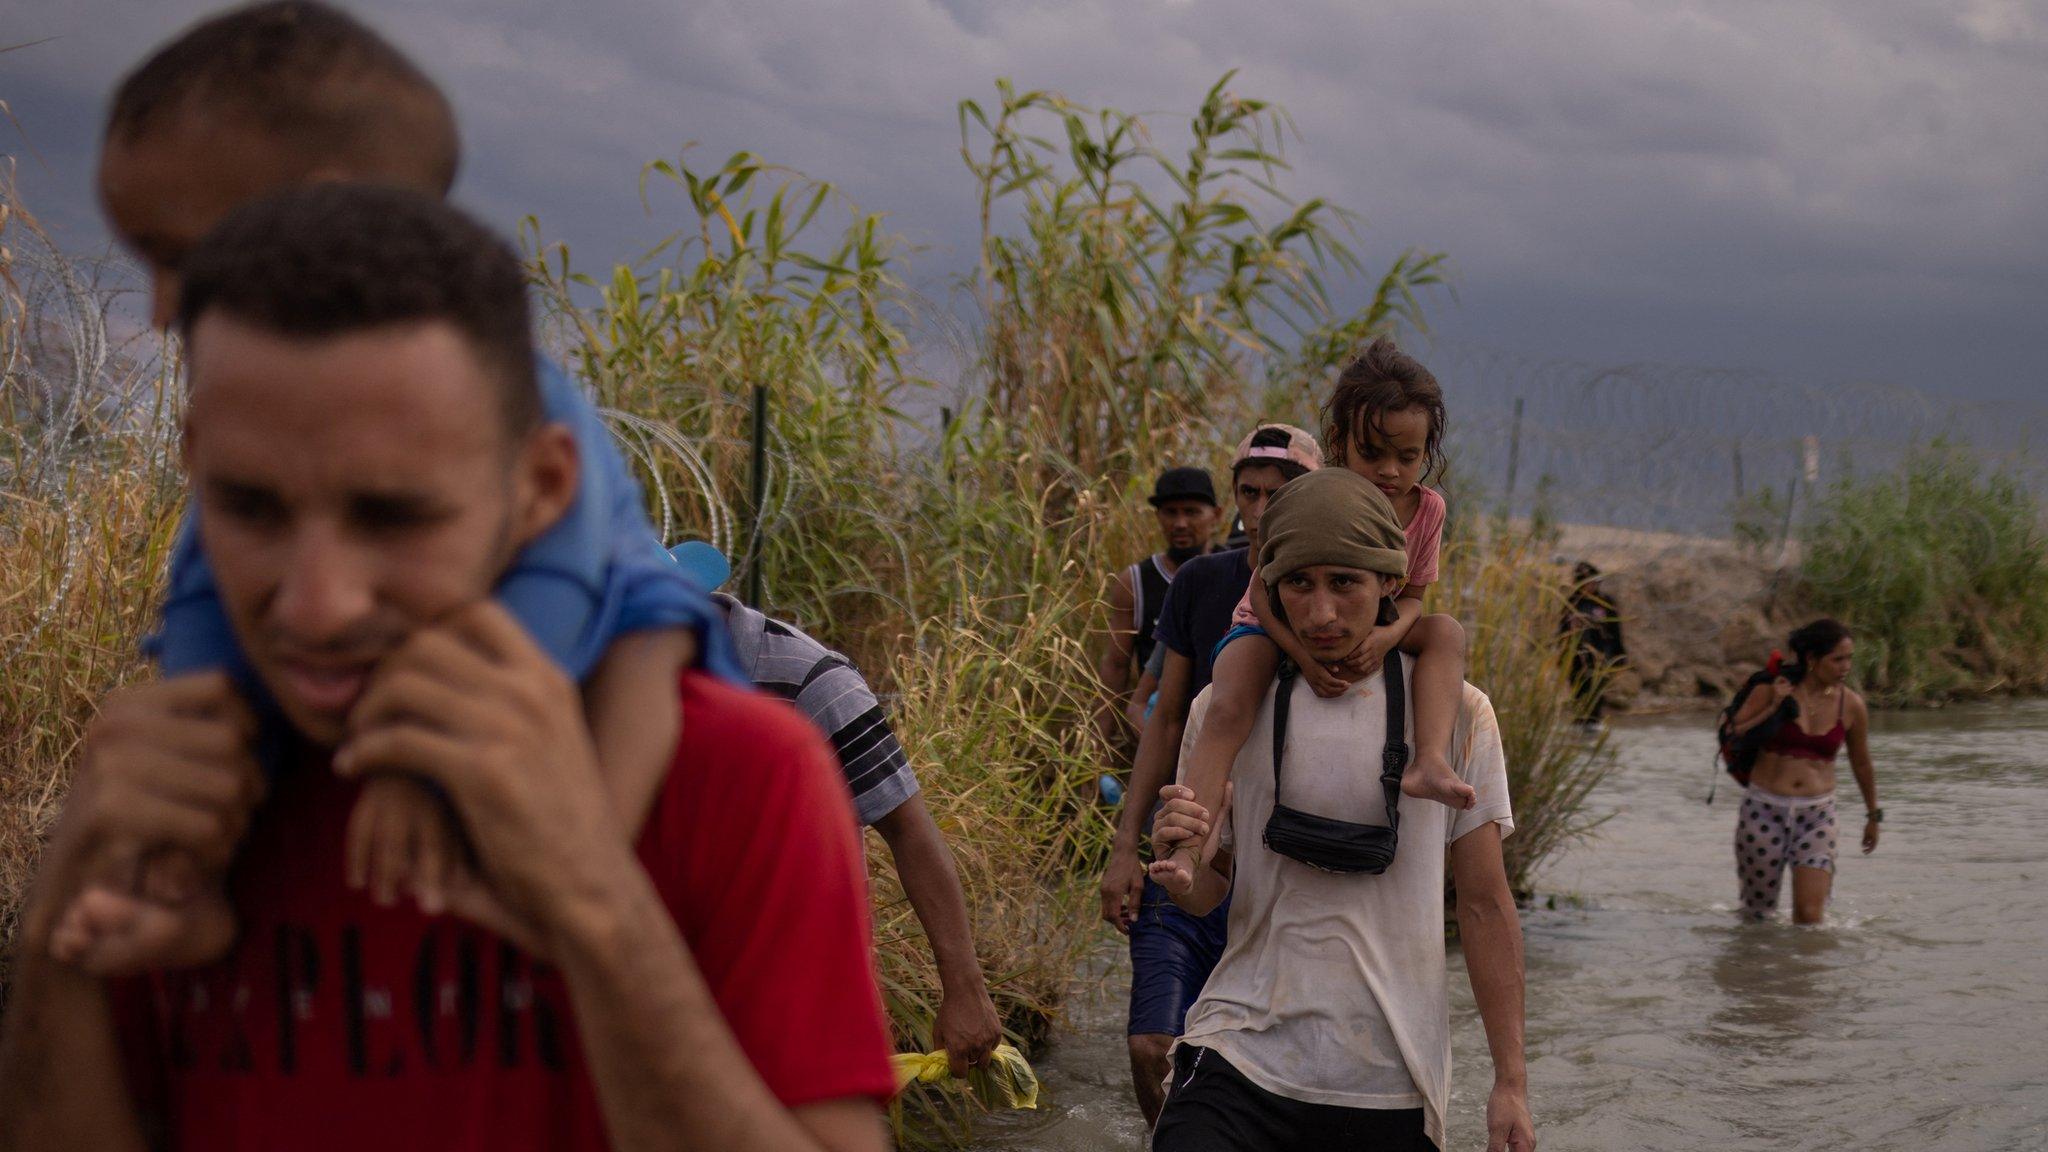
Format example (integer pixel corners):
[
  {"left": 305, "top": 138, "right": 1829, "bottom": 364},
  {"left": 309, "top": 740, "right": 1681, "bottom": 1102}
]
[{"left": 146, "top": 358, "right": 743, "bottom": 697}]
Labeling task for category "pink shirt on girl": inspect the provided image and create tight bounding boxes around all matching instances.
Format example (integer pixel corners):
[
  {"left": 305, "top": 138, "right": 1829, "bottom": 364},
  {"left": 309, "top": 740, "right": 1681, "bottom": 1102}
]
[{"left": 1232, "top": 485, "right": 1447, "bottom": 628}]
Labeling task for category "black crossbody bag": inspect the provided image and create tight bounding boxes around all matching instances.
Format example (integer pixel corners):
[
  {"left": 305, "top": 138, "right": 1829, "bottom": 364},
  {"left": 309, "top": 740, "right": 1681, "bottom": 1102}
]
[{"left": 1261, "top": 653, "right": 1409, "bottom": 875}]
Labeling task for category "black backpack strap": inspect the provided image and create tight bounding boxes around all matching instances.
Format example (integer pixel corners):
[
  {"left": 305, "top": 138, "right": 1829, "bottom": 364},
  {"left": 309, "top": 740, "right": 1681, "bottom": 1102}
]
[
  {"left": 1381, "top": 654, "right": 1409, "bottom": 833},
  {"left": 1272, "top": 661, "right": 1298, "bottom": 791},
  {"left": 1275, "top": 658, "right": 1409, "bottom": 828}
]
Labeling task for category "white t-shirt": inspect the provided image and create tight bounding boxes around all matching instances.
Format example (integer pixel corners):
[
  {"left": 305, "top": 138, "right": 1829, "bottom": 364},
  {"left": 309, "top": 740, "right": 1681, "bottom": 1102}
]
[{"left": 1175, "top": 656, "right": 1514, "bottom": 1149}]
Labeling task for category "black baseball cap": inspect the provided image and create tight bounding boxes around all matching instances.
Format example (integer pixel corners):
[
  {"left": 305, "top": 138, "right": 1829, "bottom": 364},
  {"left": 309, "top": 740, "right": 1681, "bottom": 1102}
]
[{"left": 1149, "top": 466, "right": 1218, "bottom": 508}]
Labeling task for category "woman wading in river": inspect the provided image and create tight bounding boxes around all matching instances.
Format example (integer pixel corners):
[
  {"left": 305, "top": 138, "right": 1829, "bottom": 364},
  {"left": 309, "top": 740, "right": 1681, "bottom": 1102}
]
[{"left": 1726, "top": 619, "right": 1881, "bottom": 923}]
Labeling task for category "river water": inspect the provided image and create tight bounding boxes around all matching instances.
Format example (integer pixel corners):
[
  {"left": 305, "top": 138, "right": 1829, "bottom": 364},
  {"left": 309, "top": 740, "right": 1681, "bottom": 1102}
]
[{"left": 968, "top": 701, "right": 2048, "bottom": 1151}]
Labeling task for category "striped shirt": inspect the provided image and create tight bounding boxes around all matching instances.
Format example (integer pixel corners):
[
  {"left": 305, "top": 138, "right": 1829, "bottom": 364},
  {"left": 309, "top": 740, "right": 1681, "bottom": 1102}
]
[{"left": 713, "top": 593, "right": 919, "bottom": 826}]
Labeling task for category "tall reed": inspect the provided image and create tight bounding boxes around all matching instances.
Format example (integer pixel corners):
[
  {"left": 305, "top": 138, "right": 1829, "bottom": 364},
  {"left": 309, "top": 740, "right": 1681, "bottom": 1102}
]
[
  {"left": 960, "top": 73, "right": 1448, "bottom": 492},
  {"left": 1433, "top": 534, "right": 1615, "bottom": 896}
]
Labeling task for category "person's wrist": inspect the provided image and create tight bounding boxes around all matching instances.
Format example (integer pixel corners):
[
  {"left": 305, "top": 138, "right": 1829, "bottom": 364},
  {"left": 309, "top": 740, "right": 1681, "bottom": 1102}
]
[
  {"left": 1492, "top": 1071, "right": 1528, "bottom": 1093},
  {"left": 528, "top": 832, "right": 648, "bottom": 957},
  {"left": 17, "top": 883, "right": 65, "bottom": 953},
  {"left": 937, "top": 962, "right": 989, "bottom": 999},
  {"left": 545, "top": 865, "right": 653, "bottom": 966},
  {"left": 16, "top": 817, "right": 90, "bottom": 952}
]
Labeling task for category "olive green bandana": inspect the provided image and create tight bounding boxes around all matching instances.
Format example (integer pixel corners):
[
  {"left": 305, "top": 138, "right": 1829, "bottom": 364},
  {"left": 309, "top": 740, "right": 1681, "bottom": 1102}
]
[{"left": 1258, "top": 468, "right": 1409, "bottom": 595}]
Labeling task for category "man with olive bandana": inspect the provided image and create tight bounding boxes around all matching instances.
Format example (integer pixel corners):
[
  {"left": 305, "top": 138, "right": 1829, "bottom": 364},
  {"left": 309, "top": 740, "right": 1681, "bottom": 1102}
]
[{"left": 1149, "top": 468, "right": 1535, "bottom": 1152}]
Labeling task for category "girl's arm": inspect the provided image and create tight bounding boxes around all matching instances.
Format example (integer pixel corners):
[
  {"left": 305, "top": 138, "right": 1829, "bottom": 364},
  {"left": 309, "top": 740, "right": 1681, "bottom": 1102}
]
[
  {"left": 1385, "top": 591, "right": 1427, "bottom": 649},
  {"left": 1334, "top": 590, "right": 1426, "bottom": 680},
  {"left": 1159, "top": 638, "right": 1279, "bottom": 888}
]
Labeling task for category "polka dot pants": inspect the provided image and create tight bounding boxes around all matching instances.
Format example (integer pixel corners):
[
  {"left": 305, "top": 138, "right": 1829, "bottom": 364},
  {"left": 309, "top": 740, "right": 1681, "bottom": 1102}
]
[{"left": 1735, "top": 786, "right": 1837, "bottom": 919}]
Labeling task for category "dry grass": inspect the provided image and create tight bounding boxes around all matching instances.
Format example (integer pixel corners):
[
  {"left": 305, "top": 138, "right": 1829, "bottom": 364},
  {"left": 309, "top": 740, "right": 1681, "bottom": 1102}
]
[
  {"left": 1433, "top": 534, "right": 1616, "bottom": 896},
  {"left": 869, "top": 588, "right": 1115, "bottom": 1145},
  {"left": 1, "top": 180, "right": 186, "bottom": 975}
]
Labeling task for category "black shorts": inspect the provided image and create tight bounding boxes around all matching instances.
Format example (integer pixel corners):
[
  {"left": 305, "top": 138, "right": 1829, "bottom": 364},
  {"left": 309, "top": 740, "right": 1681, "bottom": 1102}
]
[{"left": 1153, "top": 1045, "right": 1436, "bottom": 1152}]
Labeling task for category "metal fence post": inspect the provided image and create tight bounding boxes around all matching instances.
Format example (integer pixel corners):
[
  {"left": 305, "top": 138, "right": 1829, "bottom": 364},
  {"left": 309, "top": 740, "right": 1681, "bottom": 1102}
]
[
  {"left": 1776, "top": 476, "right": 1799, "bottom": 565},
  {"left": 745, "top": 384, "right": 768, "bottom": 609}
]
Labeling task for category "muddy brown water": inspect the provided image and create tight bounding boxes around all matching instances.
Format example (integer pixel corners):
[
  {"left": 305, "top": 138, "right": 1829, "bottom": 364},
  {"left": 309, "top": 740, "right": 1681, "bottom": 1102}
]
[{"left": 966, "top": 701, "right": 2048, "bottom": 1151}]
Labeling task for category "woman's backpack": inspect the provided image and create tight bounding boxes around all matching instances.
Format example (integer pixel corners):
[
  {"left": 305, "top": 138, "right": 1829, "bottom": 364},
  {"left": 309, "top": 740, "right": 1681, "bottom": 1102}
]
[{"left": 1712, "top": 651, "right": 1798, "bottom": 798}]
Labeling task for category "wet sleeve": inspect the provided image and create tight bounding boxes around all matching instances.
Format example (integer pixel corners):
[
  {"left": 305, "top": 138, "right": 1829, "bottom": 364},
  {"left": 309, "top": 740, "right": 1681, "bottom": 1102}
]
[
  {"left": 1448, "top": 686, "right": 1516, "bottom": 844},
  {"left": 516, "top": 359, "right": 748, "bottom": 684},
  {"left": 798, "top": 658, "right": 918, "bottom": 828},
  {"left": 142, "top": 513, "right": 256, "bottom": 682}
]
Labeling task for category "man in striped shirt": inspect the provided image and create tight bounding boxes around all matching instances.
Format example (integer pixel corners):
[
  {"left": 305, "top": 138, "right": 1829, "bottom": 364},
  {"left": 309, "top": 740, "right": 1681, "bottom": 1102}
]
[{"left": 713, "top": 592, "right": 1002, "bottom": 1076}]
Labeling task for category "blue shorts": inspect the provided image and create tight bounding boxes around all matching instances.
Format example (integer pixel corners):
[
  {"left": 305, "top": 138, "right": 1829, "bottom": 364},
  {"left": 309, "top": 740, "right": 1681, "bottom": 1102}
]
[
  {"left": 1128, "top": 876, "right": 1231, "bottom": 1038},
  {"left": 1211, "top": 623, "right": 1268, "bottom": 665},
  {"left": 146, "top": 358, "right": 743, "bottom": 711}
]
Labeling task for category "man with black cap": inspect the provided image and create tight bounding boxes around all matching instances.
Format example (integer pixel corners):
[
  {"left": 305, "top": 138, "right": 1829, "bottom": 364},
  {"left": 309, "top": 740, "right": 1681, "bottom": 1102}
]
[{"left": 1095, "top": 466, "right": 1223, "bottom": 750}]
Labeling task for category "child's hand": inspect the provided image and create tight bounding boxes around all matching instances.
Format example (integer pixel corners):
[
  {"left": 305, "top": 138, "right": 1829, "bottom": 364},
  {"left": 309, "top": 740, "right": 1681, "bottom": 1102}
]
[
  {"left": 345, "top": 775, "right": 468, "bottom": 915},
  {"left": 48, "top": 876, "right": 239, "bottom": 977},
  {"left": 1147, "top": 784, "right": 1230, "bottom": 895},
  {"left": 1302, "top": 662, "right": 1350, "bottom": 699},
  {"left": 1333, "top": 626, "right": 1397, "bottom": 682}
]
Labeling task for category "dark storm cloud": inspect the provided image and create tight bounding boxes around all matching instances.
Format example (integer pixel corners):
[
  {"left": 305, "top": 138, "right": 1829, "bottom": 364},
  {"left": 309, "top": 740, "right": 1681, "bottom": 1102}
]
[{"left": 3, "top": 0, "right": 2042, "bottom": 397}]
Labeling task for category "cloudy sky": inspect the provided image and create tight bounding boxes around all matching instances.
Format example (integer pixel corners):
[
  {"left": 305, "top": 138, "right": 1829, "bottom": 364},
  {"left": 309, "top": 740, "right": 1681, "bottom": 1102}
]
[{"left": 6, "top": 0, "right": 2044, "bottom": 402}]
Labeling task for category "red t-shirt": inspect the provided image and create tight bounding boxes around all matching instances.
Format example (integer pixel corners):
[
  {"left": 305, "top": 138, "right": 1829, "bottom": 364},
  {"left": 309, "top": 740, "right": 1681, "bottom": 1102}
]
[{"left": 112, "top": 672, "right": 896, "bottom": 1150}]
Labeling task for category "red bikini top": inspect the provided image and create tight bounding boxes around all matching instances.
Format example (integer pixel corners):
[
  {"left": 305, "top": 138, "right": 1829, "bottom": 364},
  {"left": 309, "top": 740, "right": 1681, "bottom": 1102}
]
[{"left": 1763, "top": 691, "right": 1846, "bottom": 762}]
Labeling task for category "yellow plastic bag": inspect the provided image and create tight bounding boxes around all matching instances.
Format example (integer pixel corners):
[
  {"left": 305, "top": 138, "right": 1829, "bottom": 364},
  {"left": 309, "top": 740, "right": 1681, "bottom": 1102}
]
[{"left": 891, "top": 1043, "right": 1039, "bottom": 1110}]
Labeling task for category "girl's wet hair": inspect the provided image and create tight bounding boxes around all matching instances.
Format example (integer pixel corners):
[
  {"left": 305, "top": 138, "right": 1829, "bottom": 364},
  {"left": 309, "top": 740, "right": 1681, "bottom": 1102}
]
[
  {"left": 1320, "top": 337, "right": 1447, "bottom": 481},
  {"left": 1788, "top": 618, "right": 1852, "bottom": 665}
]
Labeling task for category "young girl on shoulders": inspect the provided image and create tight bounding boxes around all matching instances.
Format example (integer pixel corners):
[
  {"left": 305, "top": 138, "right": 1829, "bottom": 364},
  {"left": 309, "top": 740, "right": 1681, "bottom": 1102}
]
[{"left": 1154, "top": 338, "right": 1472, "bottom": 891}]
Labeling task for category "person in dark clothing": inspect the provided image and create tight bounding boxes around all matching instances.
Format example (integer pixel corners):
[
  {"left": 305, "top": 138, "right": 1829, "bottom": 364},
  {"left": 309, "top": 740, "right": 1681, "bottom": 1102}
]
[
  {"left": 1096, "top": 467, "right": 1222, "bottom": 749},
  {"left": 1096, "top": 431, "right": 1311, "bottom": 1126},
  {"left": 1561, "top": 561, "right": 1626, "bottom": 723}
]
